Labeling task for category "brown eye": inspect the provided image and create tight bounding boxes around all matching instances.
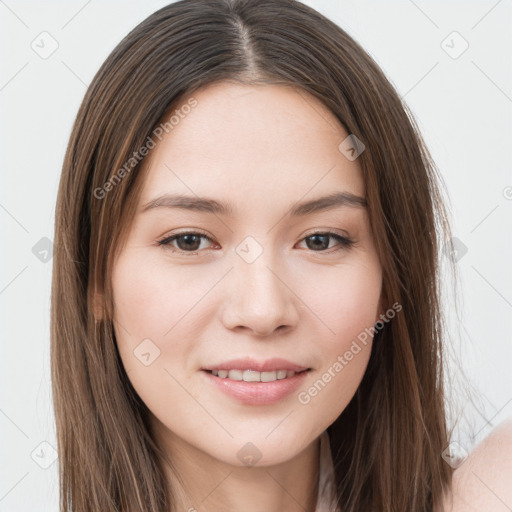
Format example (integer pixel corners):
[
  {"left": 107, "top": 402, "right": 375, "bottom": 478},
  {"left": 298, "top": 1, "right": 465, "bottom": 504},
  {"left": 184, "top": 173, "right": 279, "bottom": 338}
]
[
  {"left": 157, "top": 232, "right": 214, "bottom": 254},
  {"left": 305, "top": 233, "right": 330, "bottom": 251},
  {"left": 300, "top": 232, "right": 354, "bottom": 252}
]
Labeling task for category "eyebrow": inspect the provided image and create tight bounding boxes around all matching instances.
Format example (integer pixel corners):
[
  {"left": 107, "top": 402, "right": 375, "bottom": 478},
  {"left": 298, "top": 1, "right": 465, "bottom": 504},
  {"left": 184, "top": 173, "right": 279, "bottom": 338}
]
[{"left": 141, "top": 191, "right": 367, "bottom": 217}]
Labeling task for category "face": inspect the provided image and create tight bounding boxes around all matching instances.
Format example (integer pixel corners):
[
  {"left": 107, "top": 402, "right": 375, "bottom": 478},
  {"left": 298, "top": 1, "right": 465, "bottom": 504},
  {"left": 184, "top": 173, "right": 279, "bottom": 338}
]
[{"left": 110, "top": 82, "right": 382, "bottom": 467}]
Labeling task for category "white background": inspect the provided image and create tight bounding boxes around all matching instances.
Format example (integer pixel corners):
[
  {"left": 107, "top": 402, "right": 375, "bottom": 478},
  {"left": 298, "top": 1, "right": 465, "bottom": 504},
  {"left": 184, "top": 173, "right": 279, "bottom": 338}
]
[{"left": 1, "top": 1, "right": 511, "bottom": 510}]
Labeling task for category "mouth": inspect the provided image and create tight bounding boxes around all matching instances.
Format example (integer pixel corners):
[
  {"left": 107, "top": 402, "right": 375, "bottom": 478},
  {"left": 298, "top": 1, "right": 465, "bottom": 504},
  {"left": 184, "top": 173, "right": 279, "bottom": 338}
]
[
  {"left": 201, "top": 367, "right": 312, "bottom": 405},
  {"left": 202, "top": 368, "right": 311, "bottom": 383}
]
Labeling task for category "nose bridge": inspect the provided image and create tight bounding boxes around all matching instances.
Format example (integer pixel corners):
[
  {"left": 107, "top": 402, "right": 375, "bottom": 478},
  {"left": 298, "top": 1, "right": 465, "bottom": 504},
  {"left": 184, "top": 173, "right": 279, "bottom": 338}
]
[{"left": 222, "top": 236, "right": 298, "bottom": 335}]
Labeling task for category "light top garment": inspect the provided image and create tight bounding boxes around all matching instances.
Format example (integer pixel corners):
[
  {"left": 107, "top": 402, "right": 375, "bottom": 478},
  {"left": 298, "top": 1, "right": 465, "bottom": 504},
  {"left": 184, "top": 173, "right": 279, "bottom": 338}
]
[{"left": 314, "top": 430, "right": 339, "bottom": 512}]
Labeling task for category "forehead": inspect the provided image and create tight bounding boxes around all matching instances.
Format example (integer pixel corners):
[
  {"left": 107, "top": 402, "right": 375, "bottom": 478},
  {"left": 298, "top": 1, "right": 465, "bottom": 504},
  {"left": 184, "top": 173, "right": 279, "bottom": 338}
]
[{"left": 139, "top": 82, "right": 365, "bottom": 212}]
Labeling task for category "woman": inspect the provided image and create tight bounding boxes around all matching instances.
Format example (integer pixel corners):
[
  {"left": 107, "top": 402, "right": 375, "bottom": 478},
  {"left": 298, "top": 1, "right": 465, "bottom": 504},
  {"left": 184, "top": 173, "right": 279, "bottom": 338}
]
[{"left": 50, "top": 0, "right": 512, "bottom": 511}]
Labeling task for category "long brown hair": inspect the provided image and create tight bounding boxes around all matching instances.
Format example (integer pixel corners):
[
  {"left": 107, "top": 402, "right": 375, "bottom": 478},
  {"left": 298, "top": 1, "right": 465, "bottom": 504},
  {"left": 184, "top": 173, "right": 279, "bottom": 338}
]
[{"left": 51, "top": 0, "right": 458, "bottom": 510}]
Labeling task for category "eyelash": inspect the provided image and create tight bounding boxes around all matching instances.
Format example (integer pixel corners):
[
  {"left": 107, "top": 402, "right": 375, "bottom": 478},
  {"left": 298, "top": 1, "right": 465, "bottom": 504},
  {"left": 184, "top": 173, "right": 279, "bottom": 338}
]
[{"left": 156, "top": 230, "right": 355, "bottom": 256}]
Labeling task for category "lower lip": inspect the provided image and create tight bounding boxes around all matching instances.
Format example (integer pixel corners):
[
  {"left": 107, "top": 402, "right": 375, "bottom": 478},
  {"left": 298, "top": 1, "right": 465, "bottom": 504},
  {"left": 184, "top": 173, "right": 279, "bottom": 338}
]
[{"left": 201, "top": 370, "right": 310, "bottom": 405}]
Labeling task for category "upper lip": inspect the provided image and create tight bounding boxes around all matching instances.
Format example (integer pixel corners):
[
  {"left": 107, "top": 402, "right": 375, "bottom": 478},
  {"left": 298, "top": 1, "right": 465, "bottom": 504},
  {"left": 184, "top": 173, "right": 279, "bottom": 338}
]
[{"left": 202, "top": 358, "right": 310, "bottom": 373}]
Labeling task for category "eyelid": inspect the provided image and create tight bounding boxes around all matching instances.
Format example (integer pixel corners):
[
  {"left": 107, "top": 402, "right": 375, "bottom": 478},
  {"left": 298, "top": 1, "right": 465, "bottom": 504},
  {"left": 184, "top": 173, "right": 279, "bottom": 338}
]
[
  {"left": 161, "top": 227, "right": 212, "bottom": 238},
  {"left": 302, "top": 227, "right": 351, "bottom": 239}
]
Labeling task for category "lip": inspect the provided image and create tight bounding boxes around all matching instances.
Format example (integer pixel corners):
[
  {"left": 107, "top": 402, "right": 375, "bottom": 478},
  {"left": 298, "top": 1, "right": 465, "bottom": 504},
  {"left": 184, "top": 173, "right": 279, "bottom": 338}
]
[
  {"left": 202, "top": 357, "right": 310, "bottom": 373},
  {"left": 202, "top": 368, "right": 311, "bottom": 405}
]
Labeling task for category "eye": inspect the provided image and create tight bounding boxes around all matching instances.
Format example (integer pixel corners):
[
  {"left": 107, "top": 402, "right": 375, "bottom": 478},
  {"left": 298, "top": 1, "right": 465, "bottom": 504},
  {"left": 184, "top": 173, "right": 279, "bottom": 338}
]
[
  {"left": 298, "top": 231, "right": 355, "bottom": 252},
  {"left": 157, "top": 231, "right": 215, "bottom": 255},
  {"left": 156, "top": 230, "right": 354, "bottom": 255}
]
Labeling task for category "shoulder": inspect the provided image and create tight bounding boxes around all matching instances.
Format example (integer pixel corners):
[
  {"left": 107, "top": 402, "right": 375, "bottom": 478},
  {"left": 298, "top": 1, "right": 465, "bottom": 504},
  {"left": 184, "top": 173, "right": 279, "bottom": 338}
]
[{"left": 440, "top": 417, "right": 512, "bottom": 511}]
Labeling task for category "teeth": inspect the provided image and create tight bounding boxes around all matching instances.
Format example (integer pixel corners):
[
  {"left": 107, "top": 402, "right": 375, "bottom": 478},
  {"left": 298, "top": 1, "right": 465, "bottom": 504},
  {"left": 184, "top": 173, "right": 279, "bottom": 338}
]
[
  {"left": 227, "top": 369, "right": 243, "bottom": 380},
  {"left": 210, "top": 369, "right": 298, "bottom": 382},
  {"left": 261, "top": 371, "right": 279, "bottom": 382},
  {"left": 243, "top": 370, "right": 260, "bottom": 382}
]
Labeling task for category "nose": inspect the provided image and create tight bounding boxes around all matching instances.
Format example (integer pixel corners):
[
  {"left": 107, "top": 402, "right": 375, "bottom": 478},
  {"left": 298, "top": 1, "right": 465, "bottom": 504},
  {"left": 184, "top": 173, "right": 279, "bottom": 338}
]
[{"left": 221, "top": 250, "right": 300, "bottom": 337}]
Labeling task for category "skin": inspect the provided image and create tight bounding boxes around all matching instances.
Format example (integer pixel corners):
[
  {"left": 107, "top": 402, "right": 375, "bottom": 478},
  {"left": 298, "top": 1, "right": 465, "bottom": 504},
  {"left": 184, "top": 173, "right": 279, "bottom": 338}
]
[{"left": 109, "top": 82, "right": 384, "bottom": 511}]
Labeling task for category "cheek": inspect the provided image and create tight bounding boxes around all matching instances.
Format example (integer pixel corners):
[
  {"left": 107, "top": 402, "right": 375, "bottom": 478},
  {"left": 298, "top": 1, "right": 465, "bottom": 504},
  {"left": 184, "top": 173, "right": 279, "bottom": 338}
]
[
  {"left": 295, "top": 259, "right": 381, "bottom": 421},
  {"left": 112, "top": 250, "right": 209, "bottom": 345},
  {"left": 299, "top": 257, "right": 382, "bottom": 342},
  {"left": 111, "top": 252, "right": 205, "bottom": 420},
  {"left": 111, "top": 252, "right": 196, "bottom": 374}
]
